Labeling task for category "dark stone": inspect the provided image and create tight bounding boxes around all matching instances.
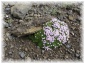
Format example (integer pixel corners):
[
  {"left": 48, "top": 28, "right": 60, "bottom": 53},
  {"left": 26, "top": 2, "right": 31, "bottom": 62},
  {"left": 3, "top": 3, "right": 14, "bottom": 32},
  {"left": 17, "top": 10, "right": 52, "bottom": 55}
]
[
  {"left": 5, "top": 4, "right": 11, "bottom": 14},
  {"left": 74, "top": 53, "right": 81, "bottom": 59}
]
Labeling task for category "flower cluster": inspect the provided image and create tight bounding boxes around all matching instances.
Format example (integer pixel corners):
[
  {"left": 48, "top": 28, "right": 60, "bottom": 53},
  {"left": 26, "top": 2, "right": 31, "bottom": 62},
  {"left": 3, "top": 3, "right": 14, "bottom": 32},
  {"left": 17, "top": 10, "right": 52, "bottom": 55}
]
[
  {"left": 32, "top": 17, "right": 69, "bottom": 51},
  {"left": 42, "top": 18, "right": 69, "bottom": 50}
]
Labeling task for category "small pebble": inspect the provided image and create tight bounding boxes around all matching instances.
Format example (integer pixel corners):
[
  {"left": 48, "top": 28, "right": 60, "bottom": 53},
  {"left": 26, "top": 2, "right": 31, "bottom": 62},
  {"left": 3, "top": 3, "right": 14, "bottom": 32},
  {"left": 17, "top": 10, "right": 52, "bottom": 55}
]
[
  {"left": 19, "top": 51, "right": 26, "bottom": 59},
  {"left": 19, "top": 47, "right": 22, "bottom": 50},
  {"left": 71, "top": 48, "right": 75, "bottom": 52},
  {"left": 41, "top": 50, "right": 45, "bottom": 54},
  {"left": 10, "top": 45, "right": 14, "bottom": 48},
  {"left": 5, "top": 38, "right": 9, "bottom": 41},
  {"left": 5, "top": 7, "right": 10, "bottom": 11},
  {"left": 6, "top": 32, "right": 12, "bottom": 39},
  {"left": 6, "top": 15, "right": 9, "bottom": 17},
  {"left": 65, "top": 55, "right": 69, "bottom": 59},
  {"left": 68, "top": 15, "right": 74, "bottom": 21},
  {"left": 4, "top": 48, "right": 7, "bottom": 51},
  {"left": 26, "top": 56, "right": 31, "bottom": 61},
  {"left": 66, "top": 44, "right": 71, "bottom": 48},
  {"left": 19, "top": 20, "right": 24, "bottom": 23},
  {"left": 71, "top": 31, "right": 74, "bottom": 36},
  {"left": 76, "top": 50, "right": 80, "bottom": 53},
  {"left": 8, "top": 51, "right": 13, "bottom": 55},
  {"left": 43, "top": 56, "right": 47, "bottom": 59},
  {"left": 71, "top": 26, "right": 76, "bottom": 30},
  {"left": 75, "top": 53, "right": 80, "bottom": 59},
  {"left": 25, "top": 48, "right": 28, "bottom": 51},
  {"left": 3, "top": 22, "right": 9, "bottom": 28}
]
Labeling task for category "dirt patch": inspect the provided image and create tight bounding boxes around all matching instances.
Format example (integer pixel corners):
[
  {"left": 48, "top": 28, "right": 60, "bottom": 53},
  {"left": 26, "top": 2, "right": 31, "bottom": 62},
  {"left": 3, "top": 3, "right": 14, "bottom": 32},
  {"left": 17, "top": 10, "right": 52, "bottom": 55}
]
[{"left": 3, "top": 2, "right": 82, "bottom": 61}]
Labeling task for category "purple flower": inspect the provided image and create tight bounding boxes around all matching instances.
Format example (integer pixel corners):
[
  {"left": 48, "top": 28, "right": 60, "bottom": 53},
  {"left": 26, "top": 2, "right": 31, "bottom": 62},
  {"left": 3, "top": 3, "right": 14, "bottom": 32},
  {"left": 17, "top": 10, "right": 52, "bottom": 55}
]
[
  {"left": 49, "top": 32, "right": 54, "bottom": 36},
  {"left": 57, "top": 37, "right": 61, "bottom": 42},
  {"left": 44, "top": 26, "right": 52, "bottom": 30},
  {"left": 46, "top": 35, "right": 55, "bottom": 42},
  {"left": 53, "top": 22, "right": 60, "bottom": 28},
  {"left": 53, "top": 29, "right": 59, "bottom": 37},
  {"left": 57, "top": 34, "right": 64, "bottom": 42},
  {"left": 43, "top": 26, "right": 52, "bottom": 36},
  {"left": 62, "top": 26, "right": 68, "bottom": 31},
  {"left": 42, "top": 18, "right": 69, "bottom": 50},
  {"left": 60, "top": 31, "right": 65, "bottom": 36}
]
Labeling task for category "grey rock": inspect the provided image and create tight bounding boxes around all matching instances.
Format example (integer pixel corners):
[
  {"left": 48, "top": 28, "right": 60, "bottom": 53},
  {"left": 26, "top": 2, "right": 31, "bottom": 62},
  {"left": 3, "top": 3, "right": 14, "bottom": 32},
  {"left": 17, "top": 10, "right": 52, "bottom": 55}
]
[
  {"left": 76, "top": 53, "right": 80, "bottom": 57},
  {"left": 19, "top": 51, "right": 26, "bottom": 59},
  {"left": 71, "top": 26, "right": 76, "bottom": 30},
  {"left": 68, "top": 15, "right": 74, "bottom": 21},
  {"left": 5, "top": 38, "right": 9, "bottom": 41},
  {"left": 11, "top": 25, "right": 42, "bottom": 37},
  {"left": 65, "top": 55, "right": 69, "bottom": 59},
  {"left": 8, "top": 51, "right": 13, "bottom": 55},
  {"left": 11, "top": 4, "right": 31, "bottom": 19},
  {"left": 76, "top": 50, "right": 80, "bottom": 54},
  {"left": 41, "top": 50, "right": 45, "bottom": 54},
  {"left": 25, "top": 48, "right": 28, "bottom": 51},
  {"left": 5, "top": 15, "right": 9, "bottom": 18},
  {"left": 71, "top": 48, "right": 75, "bottom": 52},
  {"left": 43, "top": 56, "right": 47, "bottom": 59},
  {"left": 66, "top": 44, "right": 71, "bottom": 48},
  {"left": 5, "top": 4, "right": 11, "bottom": 14},
  {"left": 6, "top": 32, "right": 12, "bottom": 40},
  {"left": 75, "top": 53, "right": 80, "bottom": 59},
  {"left": 4, "top": 47, "right": 7, "bottom": 51},
  {"left": 5, "top": 7, "right": 10, "bottom": 11},
  {"left": 10, "top": 3, "right": 52, "bottom": 37},
  {"left": 71, "top": 31, "right": 74, "bottom": 36},
  {"left": 67, "top": 10, "right": 72, "bottom": 15},
  {"left": 10, "top": 44, "right": 14, "bottom": 48},
  {"left": 26, "top": 56, "right": 31, "bottom": 61},
  {"left": 3, "top": 22, "right": 9, "bottom": 28},
  {"left": 6, "top": 32, "right": 10, "bottom": 37}
]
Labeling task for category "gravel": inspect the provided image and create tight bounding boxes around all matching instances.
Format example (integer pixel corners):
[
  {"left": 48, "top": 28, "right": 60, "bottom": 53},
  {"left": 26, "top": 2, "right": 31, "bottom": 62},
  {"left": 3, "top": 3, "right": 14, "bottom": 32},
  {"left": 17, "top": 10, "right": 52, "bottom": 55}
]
[{"left": 3, "top": 2, "right": 82, "bottom": 61}]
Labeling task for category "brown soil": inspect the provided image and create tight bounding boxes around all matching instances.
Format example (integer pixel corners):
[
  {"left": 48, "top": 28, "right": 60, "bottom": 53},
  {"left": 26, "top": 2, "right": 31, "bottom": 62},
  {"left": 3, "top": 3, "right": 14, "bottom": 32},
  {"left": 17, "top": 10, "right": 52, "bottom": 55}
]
[{"left": 3, "top": 2, "right": 82, "bottom": 62}]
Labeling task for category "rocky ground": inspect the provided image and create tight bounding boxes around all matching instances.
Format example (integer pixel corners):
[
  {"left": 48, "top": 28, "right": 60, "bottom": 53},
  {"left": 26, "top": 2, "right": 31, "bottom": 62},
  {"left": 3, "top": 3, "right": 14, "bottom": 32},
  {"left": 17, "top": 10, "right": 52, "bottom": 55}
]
[{"left": 3, "top": 2, "right": 82, "bottom": 62}]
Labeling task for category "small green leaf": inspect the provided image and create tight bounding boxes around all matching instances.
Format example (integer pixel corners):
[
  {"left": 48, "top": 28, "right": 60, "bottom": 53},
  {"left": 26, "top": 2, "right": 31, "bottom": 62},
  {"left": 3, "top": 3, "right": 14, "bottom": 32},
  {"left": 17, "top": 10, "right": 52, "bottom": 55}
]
[{"left": 46, "top": 22, "right": 52, "bottom": 27}]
